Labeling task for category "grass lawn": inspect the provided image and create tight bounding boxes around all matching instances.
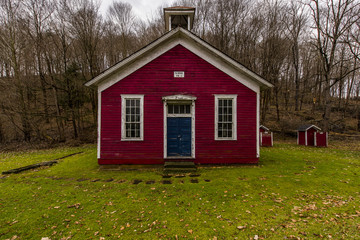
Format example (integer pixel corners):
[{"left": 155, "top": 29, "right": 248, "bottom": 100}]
[{"left": 0, "top": 143, "right": 359, "bottom": 240}]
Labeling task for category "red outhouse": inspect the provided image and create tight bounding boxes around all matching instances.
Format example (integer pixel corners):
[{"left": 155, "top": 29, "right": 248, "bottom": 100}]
[
  {"left": 85, "top": 7, "right": 273, "bottom": 165},
  {"left": 259, "top": 125, "right": 273, "bottom": 147},
  {"left": 297, "top": 125, "right": 321, "bottom": 146}
]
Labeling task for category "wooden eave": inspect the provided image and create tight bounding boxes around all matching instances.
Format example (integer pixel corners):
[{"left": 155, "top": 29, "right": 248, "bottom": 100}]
[{"left": 298, "top": 125, "right": 321, "bottom": 132}]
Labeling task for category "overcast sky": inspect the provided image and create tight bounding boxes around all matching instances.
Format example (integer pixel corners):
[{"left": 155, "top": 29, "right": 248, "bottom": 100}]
[{"left": 99, "top": 0, "right": 175, "bottom": 21}]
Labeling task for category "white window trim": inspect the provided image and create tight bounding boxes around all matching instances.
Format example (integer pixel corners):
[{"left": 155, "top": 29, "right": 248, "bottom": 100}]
[
  {"left": 121, "top": 94, "right": 144, "bottom": 141},
  {"left": 214, "top": 94, "right": 237, "bottom": 141}
]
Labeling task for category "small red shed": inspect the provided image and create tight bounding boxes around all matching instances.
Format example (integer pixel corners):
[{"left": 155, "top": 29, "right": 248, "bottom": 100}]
[
  {"left": 259, "top": 125, "right": 273, "bottom": 147},
  {"left": 297, "top": 125, "right": 321, "bottom": 146},
  {"left": 85, "top": 7, "right": 273, "bottom": 165}
]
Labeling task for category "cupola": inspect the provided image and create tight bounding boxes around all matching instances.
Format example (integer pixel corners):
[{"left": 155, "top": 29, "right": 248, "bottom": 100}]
[{"left": 164, "top": 6, "right": 195, "bottom": 31}]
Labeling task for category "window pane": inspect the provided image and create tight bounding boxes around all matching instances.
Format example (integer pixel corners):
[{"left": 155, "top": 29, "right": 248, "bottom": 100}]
[
  {"left": 168, "top": 105, "right": 173, "bottom": 114},
  {"left": 186, "top": 105, "right": 190, "bottom": 113}
]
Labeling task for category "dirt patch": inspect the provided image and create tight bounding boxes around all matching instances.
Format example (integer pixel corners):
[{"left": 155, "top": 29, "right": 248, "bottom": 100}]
[
  {"left": 103, "top": 178, "right": 114, "bottom": 182},
  {"left": 77, "top": 178, "right": 88, "bottom": 182},
  {"left": 132, "top": 179, "right": 142, "bottom": 185},
  {"left": 189, "top": 174, "right": 200, "bottom": 177}
]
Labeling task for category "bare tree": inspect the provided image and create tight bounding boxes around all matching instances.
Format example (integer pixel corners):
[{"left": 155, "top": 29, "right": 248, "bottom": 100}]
[
  {"left": 308, "top": 0, "right": 360, "bottom": 131},
  {"left": 107, "top": 1, "right": 137, "bottom": 59},
  {"left": 284, "top": 1, "right": 308, "bottom": 111},
  {"left": 0, "top": 0, "right": 33, "bottom": 141},
  {"left": 67, "top": 0, "right": 103, "bottom": 126},
  {"left": 22, "top": 0, "right": 54, "bottom": 123}
]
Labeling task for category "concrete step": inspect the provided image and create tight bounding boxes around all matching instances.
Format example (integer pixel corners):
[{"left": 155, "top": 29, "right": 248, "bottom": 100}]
[
  {"left": 164, "top": 161, "right": 195, "bottom": 169},
  {"left": 163, "top": 168, "right": 197, "bottom": 174}
]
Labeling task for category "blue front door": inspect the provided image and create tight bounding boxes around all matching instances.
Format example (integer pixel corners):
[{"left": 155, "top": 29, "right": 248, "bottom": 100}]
[{"left": 167, "top": 117, "right": 191, "bottom": 157}]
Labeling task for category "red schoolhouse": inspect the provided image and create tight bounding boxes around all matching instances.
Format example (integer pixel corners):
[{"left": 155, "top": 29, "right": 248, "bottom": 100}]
[{"left": 86, "top": 7, "right": 273, "bottom": 165}]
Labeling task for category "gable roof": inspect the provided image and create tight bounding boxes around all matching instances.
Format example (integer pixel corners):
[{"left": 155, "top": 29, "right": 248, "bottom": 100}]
[
  {"left": 298, "top": 124, "right": 321, "bottom": 132},
  {"left": 85, "top": 27, "right": 273, "bottom": 92}
]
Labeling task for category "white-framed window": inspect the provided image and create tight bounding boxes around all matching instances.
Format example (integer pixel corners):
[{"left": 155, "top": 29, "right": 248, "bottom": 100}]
[
  {"left": 215, "top": 94, "right": 237, "bottom": 140},
  {"left": 121, "top": 95, "right": 144, "bottom": 141}
]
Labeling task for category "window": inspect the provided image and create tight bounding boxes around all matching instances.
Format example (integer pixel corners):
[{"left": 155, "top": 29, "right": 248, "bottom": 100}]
[
  {"left": 168, "top": 104, "right": 191, "bottom": 115},
  {"left": 215, "top": 95, "right": 237, "bottom": 140},
  {"left": 121, "top": 95, "right": 144, "bottom": 141}
]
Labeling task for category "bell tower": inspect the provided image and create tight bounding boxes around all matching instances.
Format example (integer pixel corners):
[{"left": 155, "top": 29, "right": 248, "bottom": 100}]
[{"left": 164, "top": 6, "right": 195, "bottom": 31}]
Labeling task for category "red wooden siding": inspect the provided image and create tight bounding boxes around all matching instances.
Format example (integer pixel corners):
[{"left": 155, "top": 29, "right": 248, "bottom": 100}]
[
  {"left": 260, "top": 132, "right": 273, "bottom": 147},
  {"left": 298, "top": 132, "right": 306, "bottom": 145},
  {"left": 306, "top": 128, "right": 317, "bottom": 146},
  {"left": 315, "top": 132, "right": 328, "bottom": 147},
  {"left": 100, "top": 45, "right": 257, "bottom": 164}
]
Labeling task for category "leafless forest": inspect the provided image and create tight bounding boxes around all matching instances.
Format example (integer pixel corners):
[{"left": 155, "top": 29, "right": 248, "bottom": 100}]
[{"left": 0, "top": 0, "right": 359, "bottom": 144}]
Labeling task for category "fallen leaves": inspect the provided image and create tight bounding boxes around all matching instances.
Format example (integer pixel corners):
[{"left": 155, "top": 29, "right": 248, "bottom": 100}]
[
  {"left": 67, "top": 203, "right": 81, "bottom": 209},
  {"left": 9, "top": 220, "right": 18, "bottom": 226}
]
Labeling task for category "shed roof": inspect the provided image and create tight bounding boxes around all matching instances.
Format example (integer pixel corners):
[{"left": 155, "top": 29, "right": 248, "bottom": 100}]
[
  {"left": 164, "top": 6, "right": 195, "bottom": 10},
  {"left": 260, "top": 125, "right": 270, "bottom": 131},
  {"left": 85, "top": 27, "right": 273, "bottom": 92},
  {"left": 297, "top": 124, "right": 321, "bottom": 131}
]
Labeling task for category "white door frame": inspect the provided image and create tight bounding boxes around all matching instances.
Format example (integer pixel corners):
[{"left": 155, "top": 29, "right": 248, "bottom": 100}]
[{"left": 162, "top": 95, "right": 196, "bottom": 159}]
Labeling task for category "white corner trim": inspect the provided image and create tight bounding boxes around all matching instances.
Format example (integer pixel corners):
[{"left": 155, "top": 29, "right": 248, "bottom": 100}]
[
  {"left": 297, "top": 131, "right": 299, "bottom": 145},
  {"left": 97, "top": 90, "right": 101, "bottom": 159},
  {"left": 326, "top": 132, "right": 328, "bottom": 147},
  {"left": 256, "top": 92, "right": 260, "bottom": 157},
  {"left": 214, "top": 94, "right": 237, "bottom": 141},
  {"left": 305, "top": 130, "right": 308, "bottom": 146},
  {"left": 121, "top": 94, "right": 144, "bottom": 141},
  {"left": 271, "top": 132, "right": 273, "bottom": 147}
]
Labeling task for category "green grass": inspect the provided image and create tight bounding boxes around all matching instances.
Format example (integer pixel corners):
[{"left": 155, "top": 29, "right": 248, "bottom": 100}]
[{"left": 0, "top": 143, "right": 359, "bottom": 239}]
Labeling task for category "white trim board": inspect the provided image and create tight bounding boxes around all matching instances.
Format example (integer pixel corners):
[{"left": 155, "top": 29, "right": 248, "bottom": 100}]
[
  {"left": 121, "top": 94, "right": 144, "bottom": 141},
  {"left": 214, "top": 94, "right": 237, "bottom": 141},
  {"left": 97, "top": 90, "right": 101, "bottom": 159},
  {"left": 163, "top": 96, "right": 196, "bottom": 159}
]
